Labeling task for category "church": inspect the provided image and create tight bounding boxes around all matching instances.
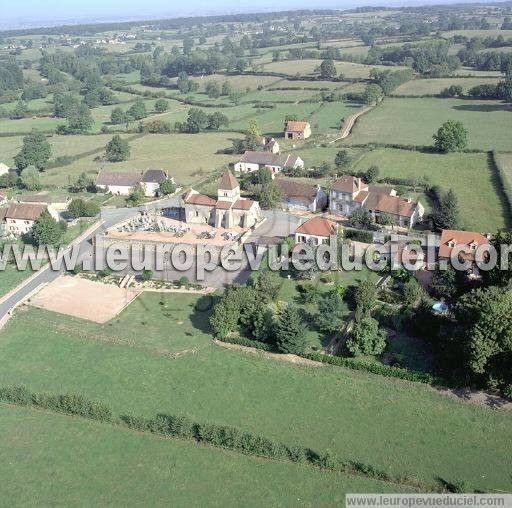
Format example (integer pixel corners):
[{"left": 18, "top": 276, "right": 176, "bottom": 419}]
[{"left": 182, "top": 170, "right": 262, "bottom": 229}]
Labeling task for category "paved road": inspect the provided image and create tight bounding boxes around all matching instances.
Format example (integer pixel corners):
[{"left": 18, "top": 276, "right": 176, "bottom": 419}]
[
  {"left": 0, "top": 203, "right": 302, "bottom": 320},
  {"left": 0, "top": 206, "right": 140, "bottom": 322}
]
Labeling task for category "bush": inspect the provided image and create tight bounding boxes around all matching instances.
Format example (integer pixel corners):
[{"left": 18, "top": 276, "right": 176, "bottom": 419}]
[{"left": 344, "top": 229, "right": 374, "bottom": 243}]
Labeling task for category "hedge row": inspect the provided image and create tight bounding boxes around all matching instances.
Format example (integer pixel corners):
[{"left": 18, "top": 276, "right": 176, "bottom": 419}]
[
  {"left": 490, "top": 151, "right": 512, "bottom": 223},
  {"left": 216, "top": 335, "right": 274, "bottom": 351},
  {"left": 0, "top": 385, "right": 442, "bottom": 491},
  {"left": 303, "top": 352, "right": 448, "bottom": 386},
  {"left": 0, "top": 385, "right": 113, "bottom": 422},
  {"left": 344, "top": 228, "right": 374, "bottom": 243}
]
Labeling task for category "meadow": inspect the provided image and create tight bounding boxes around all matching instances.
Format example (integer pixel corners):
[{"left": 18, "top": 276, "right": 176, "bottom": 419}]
[
  {"left": 353, "top": 148, "right": 508, "bottom": 231},
  {"left": 392, "top": 77, "right": 501, "bottom": 96},
  {"left": 0, "top": 405, "right": 406, "bottom": 507},
  {"left": 347, "top": 98, "right": 512, "bottom": 151},
  {"left": 0, "top": 299, "right": 511, "bottom": 492}
]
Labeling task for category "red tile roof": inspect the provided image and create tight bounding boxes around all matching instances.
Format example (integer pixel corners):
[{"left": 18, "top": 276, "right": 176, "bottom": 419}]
[
  {"left": 216, "top": 200, "right": 233, "bottom": 210},
  {"left": 184, "top": 192, "right": 217, "bottom": 206},
  {"left": 332, "top": 175, "right": 364, "bottom": 194},
  {"left": 5, "top": 203, "right": 46, "bottom": 221},
  {"left": 218, "top": 170, "right": 239, "bottom": 191},
  {"left": 285, "top": 121, "right": 309, "bottom": 132},
  {"left": 296, "top": 216, "right": 337, "bottom": 238},
  {"left": 363, "top": 193, "right": 416, "bottom": 218},
  {"left": 439, "top": 229, "right": 490, "bottom": 262},
  {"left": 233, "top": 199, "right": 256, "bottom": 211}
]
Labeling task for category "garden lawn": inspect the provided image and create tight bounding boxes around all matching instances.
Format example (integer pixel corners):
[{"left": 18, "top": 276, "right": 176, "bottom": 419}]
[
  {"left": 354, "top": 148, "right": 508, "bottom": 231},
  {"left": 0, "top": 405, "right": 405, "bottom": 506},
  {"left": 347, "top": 97, "right": 512, "bottom": 151},
  {"left": 0, "top": 301, "right": 511, "bottom": 491}
]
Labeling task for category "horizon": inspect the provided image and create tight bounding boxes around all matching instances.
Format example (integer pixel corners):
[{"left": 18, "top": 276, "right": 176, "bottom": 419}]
[{"left": 0, "top": 0, "right": 508, "bottom": 30}]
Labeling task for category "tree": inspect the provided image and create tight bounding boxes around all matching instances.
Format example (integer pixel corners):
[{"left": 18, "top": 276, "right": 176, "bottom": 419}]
[
  {"left": 66, "top": 102, "right": 93, "bottom": 133},
  {"left": 258, "top": 182, "right": 282, "bottom": 209},
  {"left": 144, "top": 119, "right": 171, "bottom": 133},
  {"left": 126, "top": 185, "right": 144, "bottom": 206},
  {"left": 32, "top": 209, "right": 65, "bottom": 246},
  {"left": 255, "top": 271, "right": 282, "bottom": 301},
  {"left": 205, "top": 81, "right": 221, "bottom": 99},
  {"left": 20, "top": 166, "right": 41, "bottom": 190},
  {"left": 453, "top": 286, "right": 512, "bottom": 393},
  {"left": 377, "top": 213, "right": 397, "bottom": 226},
  {"left": 362, "top": 84, "right": 384, "bottom": 105},
  {"left": 110, "top": 107, "right": 127, "bottom": 124},
  {"left": 177, "top": 72, "right": 198, "bottom": 94},
  {"left": 221, "top": 81, "right": 233, "bottom": 96},
  {"left": 159, "top": 179, "right": 176, "bottom": 195},
  {"left": 346, "top": 316, "right": 386, "bottom": 356},
  {"left": 432, "top": 188, "right": 459, "bottom": 231},
  {"left": 316, "top": 292, "right": 346, "bottom": 333},
  {"left": 433, "top": 120, "right": 468, "bottom": 152},
  {"left": 334, "top": 150, "right": 351, "bottom": 168},
  {"left": 141, "top": 269, "right": 153, "bottom": 281},
  {"left": 9, "top": 100, "right": 28, "bottom": 119},
  {"left": 275, "top": 304, "right": 307, "bottom": 355},
  {"left": 53, "top": 93, "right": 79, "bottom": 118},
  {"left": 347, "top": 209, "right": 373, "bottom": 229},
  {"left": 354, "top": 280, "right": 377, "bottom": 316},
  {"left": 320, "top": 59, "right": 337, "bottom": 79},
  {"left": 72, "top": 172, "right": 94, "bottom": 192},
  {"left": 402, "top": 278, "right": 424, "bottom": 308},
  {"left": 245, "top": 120, "right": 261, "bottom": 151},
  {"left": 154, "top": 99, "right": 169, "bottom": 113},
  {"left": 365, "top": 165, "right": 380, "bottom": 183},
  {"left": 105, "top": 135, "right": 130, "bottom": 162},
  {"left": 185, "top": 108, "right": 209, "bottom": 133},
  {"left": 207, "top": 112, "right": 229, "bottom": 130},
  {"left": 14, "top": 131, "right": 51, "bottom": 170},
  {"left": 127, "top": 98, "right": 147, "bottom": 120},
  {"left": 440, "top": 85, "right": 463, "bottom": 98},
  {"left": 68, "top": 198, "right": 100, "bottom": 218}
]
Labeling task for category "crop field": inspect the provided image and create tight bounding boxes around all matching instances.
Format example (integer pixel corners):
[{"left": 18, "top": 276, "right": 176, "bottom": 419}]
[
  {"left": 347, "top": 98, "right": 512, "bottom": 151},
  {"left": 392, "top": 77, "right": 501, "bottom": 96},
  {"left": 353, "top": 148, "right": 508, "bottom": 231},
  {"left": 0, "top": 301, "right": 511, "bottom": 492}
]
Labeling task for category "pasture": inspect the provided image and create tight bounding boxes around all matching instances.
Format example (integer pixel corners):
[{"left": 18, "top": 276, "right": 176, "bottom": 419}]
[
  {"left": 0, "top": 405, "right": 405, "bottom": 506},
  {"left": 0, "top": 300, "right": 511, "bottom": 491},
  {"left": 353, "top": 148, "right": 508, "bottom": 231},
  {"left": 392, "top": 77, "right": 501, "bottom": 96},
  {"left": 347, "top": 97, "right": 512, "bottom": 151}
]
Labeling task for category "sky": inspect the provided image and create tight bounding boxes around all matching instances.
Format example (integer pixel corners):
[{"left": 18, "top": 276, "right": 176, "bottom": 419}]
[{"left": 0, "top": 0, "right": 503, "bottom": 28}]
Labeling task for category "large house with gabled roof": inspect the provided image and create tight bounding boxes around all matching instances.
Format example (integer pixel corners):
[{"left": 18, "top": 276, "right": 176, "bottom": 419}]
[{"left": 329, "top": 174, "right": 424, "bottom": 228}]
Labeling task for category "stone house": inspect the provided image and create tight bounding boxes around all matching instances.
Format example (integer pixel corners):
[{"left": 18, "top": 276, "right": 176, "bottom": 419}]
[
  {"left": 141, "top": 169, "right": 170, "bottom": 197},
  {"left": 276, "top": 179, "right": 327, "bottom": 212},
  {"left": 1, "top": 203, "right": 52, "bottom": 237},
  {"left": 96, "top": 171, "right": 142, "bottom": 195},
  {"left": 295, "top": 216, "right": 338, "bottom": 246},
  {"left": 329, "top": 175, "right": 424, "bottom": 228},
  {"left": 234, "top": 151, "right": 304, "bottom": 175},
  {"left": 284, "top": 121, "right": 311, "bottom": 140}
]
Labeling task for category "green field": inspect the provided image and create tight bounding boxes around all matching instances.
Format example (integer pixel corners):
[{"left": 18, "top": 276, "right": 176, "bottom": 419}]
[
  {"left": 0, "top": 405, "right": 408, "bottom": 507},
  {"left": 353, "top": 148, "right": 508, "bottom": 231},
  {"left": 348, "top": 98, "right": 512, "bottom": 151},
  {"left": 0, "top": 296, "right": 511, "bottom": 492},
  {"left": 0, "top": 132, "right": 243, "bottom": 187},
  {"left": 392, "top": 77, "right": 501, "bottom": 96}
]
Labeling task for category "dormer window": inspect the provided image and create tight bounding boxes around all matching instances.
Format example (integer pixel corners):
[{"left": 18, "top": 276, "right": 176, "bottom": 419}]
[
  {"left": 469, "top": 242, "right": 477, "bottom": 250},
  {"left": 447, "top": 240, "right": 455, "bottom": 248}
]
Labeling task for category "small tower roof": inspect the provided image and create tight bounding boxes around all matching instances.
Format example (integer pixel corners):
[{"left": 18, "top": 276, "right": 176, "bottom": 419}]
[{"left": 218, "top": 170, "right": 239, "bottom": 191}]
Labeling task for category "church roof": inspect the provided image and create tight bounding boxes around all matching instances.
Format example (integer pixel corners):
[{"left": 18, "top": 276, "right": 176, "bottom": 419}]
[{"left": 218, "top": 170, "right": 239, "bottom": 191}]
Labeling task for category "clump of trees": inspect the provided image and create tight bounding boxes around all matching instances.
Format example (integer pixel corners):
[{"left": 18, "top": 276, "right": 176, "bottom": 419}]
[
  {"left": 32, "top": 209, "right": 67, "bottom": 246},
  {"left": 105, "top": 135, "right": 130, "bottom": 162},
  {"left": 175, "top": 108, "right": 228, "bottom": 133},
  {"left": 433, "top": 120, "right": 468, "bottom": 152},
  {"left": 14, "top": 131, "right": 52, "bottom": 171},
  {"left": 68, "top": 198, "right": 100, "bottom": 219}
]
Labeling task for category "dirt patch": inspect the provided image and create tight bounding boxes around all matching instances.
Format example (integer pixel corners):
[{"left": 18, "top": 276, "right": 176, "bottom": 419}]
[
  {"left": 434, "top": 386, "right": 512, "bottom": 411},
  {"left": 28, "top": 275, "right": 140, "bottom": 323},
  {"left": 213, "top": 340, "right": 323, "bottom": 367}
]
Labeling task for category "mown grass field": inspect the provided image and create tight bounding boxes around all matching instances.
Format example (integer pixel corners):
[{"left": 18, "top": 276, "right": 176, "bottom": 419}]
[
  {"left": 261, "top": 59, "right": 407, "bottom": 79},
  {"left": 0, "top": 132, "right": 242, "bottom": 187},
  {"left": 495, "top": 152, "right": 512, "bottom": 191},
  {"left": 392, "top": 77, "right": 501, "bottom": 96},
  {"left": 348, "top": 98, "right": 512, "bottom": 151},
  {"left": 353, "top": 148, "right": 507, "bottom": 231},
  {"left": 0, "top": 405, "right": 407, "bottom": 507},
  {"left": 0, "top": 297, "right": 511, "bottom": 492}
]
